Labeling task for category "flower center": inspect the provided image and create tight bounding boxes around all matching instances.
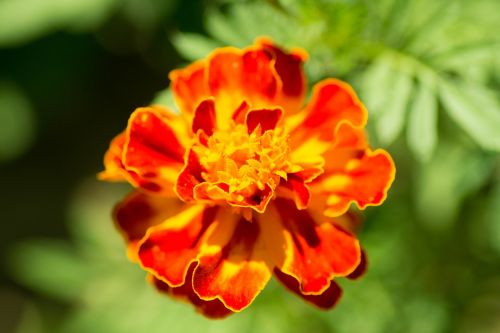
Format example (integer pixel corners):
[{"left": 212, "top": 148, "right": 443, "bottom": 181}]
[{"left": 193, "top": 123, "right": 293, "bottom": 208}]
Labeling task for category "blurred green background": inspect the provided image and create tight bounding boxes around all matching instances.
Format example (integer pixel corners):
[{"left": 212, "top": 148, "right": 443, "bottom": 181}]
[{"left": 1, "top": 0, "right": 499, "bottom": 332}]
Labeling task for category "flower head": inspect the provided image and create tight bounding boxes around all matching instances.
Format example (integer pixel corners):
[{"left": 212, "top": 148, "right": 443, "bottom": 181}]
[{"left": 100, "top": 37, "right": 395, "bottom": 318}]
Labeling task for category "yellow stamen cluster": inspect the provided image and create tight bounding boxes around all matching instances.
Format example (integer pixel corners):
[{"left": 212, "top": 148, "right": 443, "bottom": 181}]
[{"left": 194, "top": 124, "right": 293, "bottom": 200}]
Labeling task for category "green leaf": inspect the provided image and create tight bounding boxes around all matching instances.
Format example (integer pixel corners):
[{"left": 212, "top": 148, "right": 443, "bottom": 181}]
[
  {"left": 439, "top": 80, "right": 500, "bottom": 151},
  {"left": 415, "top": 140, "right": 496, "bottom": 230},
  {"left": 406, "top": 78, "right": 438, "bottom": 162},
  {"left": 0, "top": 82, "right": 36, "bottom": 162},
  {"left": 375, "top": 67, "right": 414, "bottom": 146},
  {"left": 432, "top": 41, "right": 500, "bottom": 69},
  {"left": 361, "top": 54, "right": 395, "bottom": 117},
  {"left": 14, "top": 303, "right": 44, "bottom": 333},
  {"left": 0, "top": 0, "right": 117, "bottom": 46},
  {"left": 205, "top": 8, "right": 247, "bottom": 46},
  {"left": 206, "top": 2, "right": 297, "bottom": 47},
  {"left": 171, "top": 32, "right": 222, "bottom": 61},
  {"left": 66, "top": 179, "right": 128, "bottom": 255},
  {"left": 8, "top": 240, "right": 88, "bottom": 301},
  {"left": 151, "top": 88, "right": 176, "bottom": 110},
  {"left": 485, "top": 180, "right": 500, "bottom": 256}
]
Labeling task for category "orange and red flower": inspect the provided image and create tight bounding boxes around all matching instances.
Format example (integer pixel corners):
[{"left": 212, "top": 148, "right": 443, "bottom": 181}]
[{"left": 99, "top": 38, "right": 395, "bottom": 318}]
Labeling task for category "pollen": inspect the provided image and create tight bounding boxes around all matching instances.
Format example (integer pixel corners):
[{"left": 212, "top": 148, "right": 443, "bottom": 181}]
[{"left": 193, "top": 123, "right": 294, "bottom": 208}]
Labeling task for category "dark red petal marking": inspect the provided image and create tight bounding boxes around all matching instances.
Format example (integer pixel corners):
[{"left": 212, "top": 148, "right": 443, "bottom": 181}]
[
  {"left": 261, "top": 42, "right": 306, "bottom": 97},
  {"left": 275, "top": 199, "right": 360, "bottom": 294},
  {"left": 169, "top": 62, "right": 208, "bottom": 115},
  {"left": 114, "top": 191, "right": 184, "bottom": 244},
  {"left": 176, "top": 150, "right": 206, "bottom": 201},
  {"left": 274, "top": 268, "right": 342, "bottom": 309},
  {"left": 192, "top": 99, "right": 217, "bottom": 136},
  {"left": 232, "top": 101, "right": 250, "bottom": 124},
  {"left": 246, "top": 108, "right": 283, "bottom": 134},
  {"left": 138, "top": 206, "right": 218, "bottom": 287},
  {"left": 281, "top": 174, "right": 310, "bottom": 210},
  {"left": 346, "top": 249, "right": 367, "bottom": 280},
  {"left": 151, "top": 263, "right": 233, "bottom": 319},
  {"left": 241, "top": 49, "right": 278, "bottom": 100},
  {"left": 125, "top": 110, "right": 185, "bottom": 168},
  {"left": 193, "top": 217, "right": 271, "bottom": 311}
]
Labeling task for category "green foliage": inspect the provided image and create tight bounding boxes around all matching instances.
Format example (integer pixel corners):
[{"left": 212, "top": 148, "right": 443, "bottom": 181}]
[
  {"left": 170, "top": 0, "right": 500, "bottom": 161},
  {"left": 415, "top": 140, "right": 496, "bottom": 230},
  {"left": 0, "top": 0, "right": 117, "bottom": 46},
  {"left": 3, "top": 0, "right": 500, "bottom": 332},
  {"left": 439, "top": 80, "right": 500, "bottom": 151},
  {"left": 406, "top": 78, "right": 438, "bottom": 162},
  {"left": 0, "top": 82, "right": 36, "bottom": 162},
  {"left": 0, "top": 0, "right": 179, "bottom": 47},
  {"left": 8, "top": 181, "right": 470, "bottom": 333}
]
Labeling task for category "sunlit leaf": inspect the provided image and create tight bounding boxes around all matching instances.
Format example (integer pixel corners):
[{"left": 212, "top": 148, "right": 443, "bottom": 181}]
[
  {"left": 205, "top": 8, "right": 247, "bottom": 46},
  {"left": 171, "top": 32, "right": 222, "bottom": 61},
  {"left": 407, "top": 78, "right": 438, "bottom": 162},
  {"left": 439, "top": 80, "right": 500, "bottom": 151},
  {"left": 362, "top": 54, "right": 395, "bottom": 117},
  {"left": 375, "top": 66, "right": 413, "bottom": 146},
  {"left": 432, "top": 41, "right": 500, "bottom": 70}
]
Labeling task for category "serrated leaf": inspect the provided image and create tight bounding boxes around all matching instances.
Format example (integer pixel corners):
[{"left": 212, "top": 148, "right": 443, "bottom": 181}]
[
  {"left": 432, "top": 41, "right": 500, "bottom": 69},
  {"left": 205, "top": 8, "right": 247, "bottom": 46},
  {"left": 171, "top": 32, "right": 221, "bottom": 62},
  {"left": 362, "top": 54, "right": 395, "bottom": 116},
  {"left": 439, "top": 80, "right": 500, "bottom": 151},
  {"left": 375, "top": 67, "right": 414, "bottom": 145},
  {"left": 407, "top": 79, "right": 438, "bottom": 162}
]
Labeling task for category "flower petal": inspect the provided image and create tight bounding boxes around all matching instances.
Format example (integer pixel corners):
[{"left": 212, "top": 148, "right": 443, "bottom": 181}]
[
  {"left": 123, "top": 106, "right": 187, "bottom": 194},
  {"left": 137, "top": 204, "right": 217, "bottom": 287},
  {"left": 301, "top": 79, "right": 367, "bottom": 131},
  {"left": 290, "top": 79, "right": 368, "bottom": 158},
  {"left": 207, "top": 47, "right": 279, "bottom": 127},
  {"left": 346, "top": 249, "right": 367, "bottom": 280},
  {"left": 114, "top": 191, "right": 186, "bottom": 260},
  {"left": 98, "top": 132, "right": 127, "bottom": 181},
  {"left": 149, "top": 264, "right": 233, "bottom": 319},
  {"left": 314, "top": 124, "right": 396, "bottom": 217},
  {"left": 231, "top": 101, "right": 250, "bottom": 124},
  {"left": 169, "top": 60, "right": 209, "bottom": 115},
  {"left": 245, "top": 108, "right": 283, "bottom": 134},
  {"left": 193, "top": 215, "right": 272, "bottom": 312},
  {"left": 176, "top": 149, "right": 206, "bottom": 201},
  {"left": 274, "top": 268, "right": 342, "bottom": 309},
  {"left": 192, "top": 99, "right": 216, "bottom": 136},
  {"left": 280, "top": 174, "right": 311, "bottom": 210},
  {"left": 273, "top": 198, "right": 361, "bottom": 294},
  {"left": 323, "top": 150, "right": 395, "bottom": 217},
  {"left": 257, "top": 37, "right": 308, "bottom": 113}
]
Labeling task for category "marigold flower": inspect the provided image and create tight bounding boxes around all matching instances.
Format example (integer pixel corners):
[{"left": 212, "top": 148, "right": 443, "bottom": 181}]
[{"left": 99, "top": 37, "right": 395, "bottom": 318}]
